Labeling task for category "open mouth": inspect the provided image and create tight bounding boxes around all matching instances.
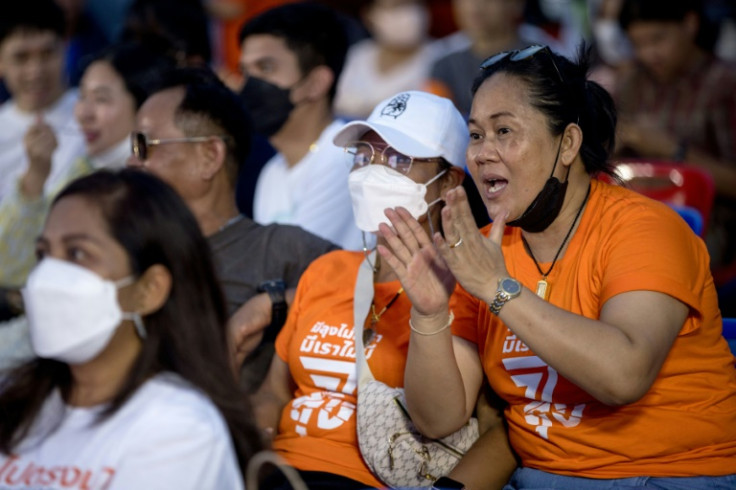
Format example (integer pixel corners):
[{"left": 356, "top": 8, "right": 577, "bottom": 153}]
[{"left": 484, "top": 178, "right": 508, "bottom": 196}]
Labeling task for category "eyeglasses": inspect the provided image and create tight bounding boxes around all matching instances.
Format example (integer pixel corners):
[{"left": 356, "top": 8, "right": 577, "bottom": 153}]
[
  {"left": 343, "top": 141, "right": 441, "bottom": 175},
  {"left": 480, "top": 44, "right": 564, "bottom": 85},
  {"left": 130, "top": 131, "right": 218, "bottom": 161}
]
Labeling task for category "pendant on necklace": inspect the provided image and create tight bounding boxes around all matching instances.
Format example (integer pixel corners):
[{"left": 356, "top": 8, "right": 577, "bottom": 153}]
[
  {"left": 536, "top": 279, "right": 549, "bottom": 300},
  {"left": 363, "top": 327, "right": 375, "bottom": 345}
]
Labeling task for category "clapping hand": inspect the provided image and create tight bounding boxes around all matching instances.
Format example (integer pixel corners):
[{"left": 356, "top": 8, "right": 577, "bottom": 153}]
[
  {"left": 434, "top": 186, "right": 509, "bottom": 306},
  {"left": 377, "top": 207, "right": 456, "bottom": 318}
]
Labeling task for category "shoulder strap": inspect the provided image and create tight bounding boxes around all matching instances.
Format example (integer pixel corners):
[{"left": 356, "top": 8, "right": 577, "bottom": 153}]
[{"left": 353, "top": 251, "right": 376, "bottom": 387}]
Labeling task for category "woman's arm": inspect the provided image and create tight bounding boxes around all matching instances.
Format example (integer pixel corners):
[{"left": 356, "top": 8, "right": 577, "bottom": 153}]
[
  {"left": 378, "top": 208, "right": 485, "bottom": 436},
  {"left": 404, "top": 331, "right": 485, "bottom": 438},
  {"left": 446, "top": 386, "right": 517, "bottom": 490},
  {"left": 250, "top": 355, "right": 293, "bottom": 440},
  {"left": 437, "top": 186, "right": 689, "bottom": 406}
]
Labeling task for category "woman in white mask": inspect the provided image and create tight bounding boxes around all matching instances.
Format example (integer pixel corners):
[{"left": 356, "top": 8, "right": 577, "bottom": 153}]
[
  {"left": 0, "top": 169, "right": 261, "bottom": 489},
  {"left": 248, "top": 91, "right": 516, "bottom": 489}
]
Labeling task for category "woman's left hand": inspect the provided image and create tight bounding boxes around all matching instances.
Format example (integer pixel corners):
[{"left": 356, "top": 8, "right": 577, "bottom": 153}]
[
  {"left": 436, "top": 186, "right": 509, "bottom": 305},
  {"left": 377, "top": 207, "right": 455, "bottom": 317}
]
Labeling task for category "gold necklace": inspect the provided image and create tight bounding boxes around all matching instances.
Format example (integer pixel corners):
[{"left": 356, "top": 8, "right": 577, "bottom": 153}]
[
  {"left": 363, "top": 287, "right": 403, "bottom": 344},
  {"left": 522, "top": 184, "right": 590, "bottom": 300}
]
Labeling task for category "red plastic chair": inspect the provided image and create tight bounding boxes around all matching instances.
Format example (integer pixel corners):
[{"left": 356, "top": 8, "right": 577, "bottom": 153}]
[{"left": 605, "top": 160, "right": 716, "bottom": 236}]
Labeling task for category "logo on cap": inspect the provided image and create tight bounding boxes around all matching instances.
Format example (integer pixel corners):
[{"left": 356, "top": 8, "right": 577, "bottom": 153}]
[{"left": 380, "top": 93, "right": 410, "bottom": 119}]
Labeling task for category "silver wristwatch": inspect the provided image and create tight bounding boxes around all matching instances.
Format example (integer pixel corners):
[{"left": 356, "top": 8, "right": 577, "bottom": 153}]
[{"left": 488, "top": 277, "right": 522, "bottom": 315}]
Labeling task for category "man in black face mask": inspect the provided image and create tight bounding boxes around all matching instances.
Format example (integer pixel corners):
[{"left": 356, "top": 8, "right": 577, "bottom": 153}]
[{"left": 238, "top": 3, "right": 364, "bottom": 252}]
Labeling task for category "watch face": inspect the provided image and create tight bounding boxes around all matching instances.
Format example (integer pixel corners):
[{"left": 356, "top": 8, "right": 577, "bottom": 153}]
[{"left": 501, "top": 277, "right": 521, "bottom": 295}]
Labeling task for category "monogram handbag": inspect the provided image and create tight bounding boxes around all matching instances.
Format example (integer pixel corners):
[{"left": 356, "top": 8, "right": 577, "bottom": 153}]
[{"left": 353, "top": 253, "right": 479, "bottom": 488}]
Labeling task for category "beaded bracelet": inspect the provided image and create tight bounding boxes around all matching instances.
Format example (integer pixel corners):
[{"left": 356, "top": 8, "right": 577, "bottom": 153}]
[{"left": 409, "top": 311, "right": 455, "bottom": 336}]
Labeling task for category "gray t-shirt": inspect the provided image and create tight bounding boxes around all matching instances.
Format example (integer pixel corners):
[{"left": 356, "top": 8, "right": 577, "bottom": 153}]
[
  {"left": 208, "top": 216, "right": 339, "bottom": 316},
  {"left": 208, "top": 215, "right": 339, "bottom": 391}
]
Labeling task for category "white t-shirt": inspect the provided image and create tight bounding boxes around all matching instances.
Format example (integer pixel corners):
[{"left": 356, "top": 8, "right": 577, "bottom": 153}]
[
  {"left": 0, "top": 91, "right": 86, "bottom": 202},
  {"left": 334, "top": 39, "right": 440, "bottom": 120},
  {"left": 253, "top": 120, "right": 365, "bottom": 251},
  {"left": 0, "top": 373, "right": 243, "bottom": 490}
]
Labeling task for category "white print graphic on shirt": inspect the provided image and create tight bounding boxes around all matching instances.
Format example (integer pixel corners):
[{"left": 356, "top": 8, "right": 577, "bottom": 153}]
[
  {"left": 0, "top": 456, "right": 115, "bottom": 489},
  {"left": 290, "top": 321, "right": 382, "bottom": 436},
  {"left": 299, "top": 322, "right": 381, "bottom": 361},
  {"left": 502, "top": 338, "right": 586, "bottom": 440},
  {"left": 289, "top": 392, "right": 356, "bottom": 436},
  {"left": 503, "top": 333, "right": 530, "bottom": 354}
]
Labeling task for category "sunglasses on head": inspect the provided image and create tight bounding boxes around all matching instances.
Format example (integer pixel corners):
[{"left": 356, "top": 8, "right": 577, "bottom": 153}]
[
  {"left": 480, "top": 44, "right": 565, "bottom": 84},
  {"left": 480, "top": 44, "right": 580, "bottom": 124},
  {"left": 130, "top": 131, "right": 222, "bottom": 161}
]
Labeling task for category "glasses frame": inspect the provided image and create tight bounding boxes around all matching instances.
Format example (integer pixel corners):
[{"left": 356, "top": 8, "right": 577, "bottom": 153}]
[
  {"left": 343, "top": 140, "right": 442, "bottom": 175},
  {"left": 131, "top": 131, "right": 219, "bottom": 161}
]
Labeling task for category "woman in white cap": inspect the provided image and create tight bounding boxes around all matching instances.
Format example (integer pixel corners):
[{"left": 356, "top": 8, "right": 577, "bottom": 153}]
[{"left": 250, "top": 91, "right": 517, "bottom": 489}]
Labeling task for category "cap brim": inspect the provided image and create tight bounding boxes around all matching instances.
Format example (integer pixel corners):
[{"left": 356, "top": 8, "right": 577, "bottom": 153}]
[{"left": 333, "top": 120, "right": 440, "bottom": 159}]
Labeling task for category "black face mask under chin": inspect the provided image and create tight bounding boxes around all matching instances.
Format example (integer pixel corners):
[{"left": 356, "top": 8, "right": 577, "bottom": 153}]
[
  {"left": 239, "top": 76, "right": 295, "bottom": 137},
  {"left": 507, "top": 139, "right": 569, "bottom": 233}
]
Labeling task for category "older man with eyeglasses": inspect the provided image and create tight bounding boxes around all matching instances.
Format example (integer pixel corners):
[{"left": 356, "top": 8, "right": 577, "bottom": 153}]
[{"left": 127, "top": 66, "right": 338, "bottom": 392}]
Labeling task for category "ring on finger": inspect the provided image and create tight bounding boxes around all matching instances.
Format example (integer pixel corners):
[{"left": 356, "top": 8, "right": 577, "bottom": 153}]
[{"left": 449, "top": 237, "right": 463, "bottom": 249}]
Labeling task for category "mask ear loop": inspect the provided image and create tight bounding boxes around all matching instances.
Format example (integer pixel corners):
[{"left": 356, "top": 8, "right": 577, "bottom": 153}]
[
  {"left": 123, "top": 313, "right": 147, "bottom": 339},
  {"left": 423, "top": 168, "right": 448, "bottom": 238},
  {"left": 115, "top": 275, "right": 147, "bottom": 339},
  {"left": 361, "top": 233, "right": 378, "bottom": 273}
]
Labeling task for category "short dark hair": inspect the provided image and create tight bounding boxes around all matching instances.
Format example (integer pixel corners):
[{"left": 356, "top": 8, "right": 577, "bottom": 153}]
[
  {"left": 619, "top": 0, "right": 716, "bottom": 51},
  {"left": 472, "top": 44, "right": 618, "bottom": 179},
  {"left": 0, "top": 169, "right": 262, "bottom": 469},
  {"left": 80, "top": 42, "right": 176, "bottom": 109},
  {"left": 0, "top": 0, "right": 65, "bottom": 46},
  {"left": 152, "top": 66, "right": 252, "bottom": 184},
  {"left": 121, "top": 0, "right": 211, "bottom": 64},
  {"left": 239, "top": 2, "right": 348, "bottom": 101}
]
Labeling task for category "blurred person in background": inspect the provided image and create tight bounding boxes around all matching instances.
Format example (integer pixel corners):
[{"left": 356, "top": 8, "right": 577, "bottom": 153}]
[
  {"left": 426, "top": 0, "right": 534, "bottom": 117},
  {"left": 0, "top": 44, "right": 171, "bottom": 371},
  {"left": 0, "top": 0, "right": 86, "bottom": 202},
  {"left": 586, "top": 0, "right": 632, "bottom": 94},
  {"left": 615, "top": 0, "right": 736, "bottom": 312},
  {"left": 53, "top": 0, "right": 111, "bottom": 86},
  {"left": 334, "top": 0, "right": 439, "bottom": 121},
  {"left": 239, "top": 3, "right": 364, "bottom": 251},
  {"left": 121, "top": 0, "right": 211, "bottom": 67},
  {"left": 205, "top": 0, "right": 300, "bottom": 90}
]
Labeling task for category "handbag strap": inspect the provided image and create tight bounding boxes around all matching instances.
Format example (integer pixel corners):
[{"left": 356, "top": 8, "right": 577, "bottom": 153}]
[
  {"left": 245, "top": 450, "right": 309, "bottom": 490},
  {"left": 354, "top": 250, "right": 377, "bottom": 387}
]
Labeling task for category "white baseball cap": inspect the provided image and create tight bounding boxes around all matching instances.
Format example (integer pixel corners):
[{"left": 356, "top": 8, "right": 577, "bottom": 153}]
[{"left": 333, "top": 91, "right": 468, "bottom": 168}]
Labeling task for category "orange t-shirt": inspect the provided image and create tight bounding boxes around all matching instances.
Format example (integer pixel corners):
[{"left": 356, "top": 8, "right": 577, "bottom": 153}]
[
  {"left": 273, "top": 251, "right": 472, "bottom": 486},
  {"left": 453, "top": 179, "right": 736, "bottom": 478}
]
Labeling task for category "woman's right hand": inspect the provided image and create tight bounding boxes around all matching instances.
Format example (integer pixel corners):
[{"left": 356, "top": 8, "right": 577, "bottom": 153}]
[
  {"left": 435, "top": 185, "right": 510, "bottom": 306},
  {"left": 21, "top": 115, "right": 57, "bottom": 199},
  {"left": 377, "top": 206, "right": 455, "bottom": 317}
]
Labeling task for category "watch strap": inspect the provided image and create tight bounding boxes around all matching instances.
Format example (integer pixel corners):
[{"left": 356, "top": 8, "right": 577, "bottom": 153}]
[
  {"left": 258, "top": 280, "right": 287, "bottom": 343},
  {"left": 488, "top": 277, "right": 521, "bottom": 315}
]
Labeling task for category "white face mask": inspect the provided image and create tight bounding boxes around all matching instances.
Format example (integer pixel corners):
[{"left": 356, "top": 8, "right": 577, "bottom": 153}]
[
  {"left": 22, "top": 257, "right": 144, "bottom": 365},
  {"left": 348, "top": 164, "right": 445, "bottom": 233},
  {"left": 592, "top": 19, "right": 632, "bottom": 67},
  {"left": 370, "top": 4, "right": 429, "bottom": 49}
]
